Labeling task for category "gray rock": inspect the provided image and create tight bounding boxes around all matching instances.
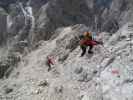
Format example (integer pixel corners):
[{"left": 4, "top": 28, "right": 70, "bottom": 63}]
[
  {"left": 4, "top": 87, "right": 13, "bottom": 94},
  {"left": 74, "top": 67, "right": 83, "bottom": 74}
]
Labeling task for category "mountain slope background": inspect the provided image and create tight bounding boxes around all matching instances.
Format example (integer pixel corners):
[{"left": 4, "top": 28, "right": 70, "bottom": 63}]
[{"left": 0, "top": 0, "right": 133, "bottom": 100}]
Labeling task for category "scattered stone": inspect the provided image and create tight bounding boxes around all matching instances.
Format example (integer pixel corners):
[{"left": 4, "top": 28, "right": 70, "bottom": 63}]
[
  {"left": 4, "top": 88, "right": 13, "bottom": 94},
  {"left": 95, "top": 83, "right": 98, "bottom": 86},
  {"left": 78, "top": 95, "right": 84, "bottom": 100},
  {"left": 75, "top": 67, "right": 83, "bottom": 74},
  {"left": 35, "top": 88, "right": 42, "bottom": 94},
  {"left": 117, "top": 75, "right": 120, "bottom": 78},
  {"left": 78, "top": 72, "right": 92, "bottom": 82},
  {"left": 124, "top": 79, "right": 133, "bottom": 83},
  {"left": 78, "top": 72, "right": 87, "bottom": 82},
  {"left": 16, "top": 72, "right": 20, "bottom": 76},
  {"left": 55, "top": 86, "right": 63, "bottom": 94},
  {"left": 130, "top": 59, "right": 133, "bottom": 62},
  {"left": 119, "top": 35, "right": 127, "bottom": 40},
  {"left": 13, "top": 84, "right": 17, "bottom": 87},
  {"left": 38, "top": 80, "right": 49, "bottom": 87},
  {"left": 93, "top": 70, "right": 98, "bottom": 74},
  {"left": 52, "top": 69, "right": 60, "bottom": 77}
]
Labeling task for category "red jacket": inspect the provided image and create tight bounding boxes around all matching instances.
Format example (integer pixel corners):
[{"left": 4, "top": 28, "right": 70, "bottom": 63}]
[
  {"left": 80, "top": 39, "right": 98, "bottom": 46},
  {"left": 48, "top": 57, "right": 54, "bottom": 65}
]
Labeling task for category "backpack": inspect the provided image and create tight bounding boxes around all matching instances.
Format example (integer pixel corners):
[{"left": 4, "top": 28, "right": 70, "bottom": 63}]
[
  {"left": 79, "top": 32, "right": 92, "bottom": 40},
  {"left": 79, "top": 35, "right": 84, "bottom": 40}
]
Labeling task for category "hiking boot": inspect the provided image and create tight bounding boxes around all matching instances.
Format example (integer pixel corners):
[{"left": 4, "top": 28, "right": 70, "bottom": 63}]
[
  {"left": 48, "top": 67, "right": 52, "bottom": 72},
  {"left": 88, "top": 50, "right": 93, "bottom": 54}
]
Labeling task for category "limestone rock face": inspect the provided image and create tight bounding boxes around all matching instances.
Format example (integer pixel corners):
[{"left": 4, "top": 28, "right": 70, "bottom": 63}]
[
  {"left": 0, "top": 14, "right": 7, "bottom": 45},
  {"left": 0, "top": 0, "right": 133, "bottom": 44}
]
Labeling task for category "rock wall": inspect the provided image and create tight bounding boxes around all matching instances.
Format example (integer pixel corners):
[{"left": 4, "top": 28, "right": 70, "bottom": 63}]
[
  {"left": 0, "top": 14, "right": 7, "bottom": 45},
  {"left": 0, "top": 0, "right": 133, "bottom": 45}
]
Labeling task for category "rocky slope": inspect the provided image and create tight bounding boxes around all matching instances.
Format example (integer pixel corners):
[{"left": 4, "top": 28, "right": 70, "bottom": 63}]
[
  {"left": 0, "top": 0, "right": 133, "bottom": 100},
  {"left": 0, "top": 23, "right": 133, "bottom": 100}
]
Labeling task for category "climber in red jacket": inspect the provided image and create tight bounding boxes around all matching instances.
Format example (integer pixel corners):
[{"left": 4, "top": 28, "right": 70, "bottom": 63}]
[
  {"left": 79, "top": 32, "right": 103, "bottom": 57},
  {"left": 47, "top": 55, "right": 55, "bottom": 71}
]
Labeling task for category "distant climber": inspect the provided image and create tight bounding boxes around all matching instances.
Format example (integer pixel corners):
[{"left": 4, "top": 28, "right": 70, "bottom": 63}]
[
  {"left": 46, "top": 55, "right": 55, "bottom": 71},
  {"left": 79, "top": 32, "right": 103, "bottom": 57}
]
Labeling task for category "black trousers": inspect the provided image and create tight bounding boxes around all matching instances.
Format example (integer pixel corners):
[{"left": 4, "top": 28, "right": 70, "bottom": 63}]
[{"left": 80, "top": 45, "right": 93, "bottom": 57}]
